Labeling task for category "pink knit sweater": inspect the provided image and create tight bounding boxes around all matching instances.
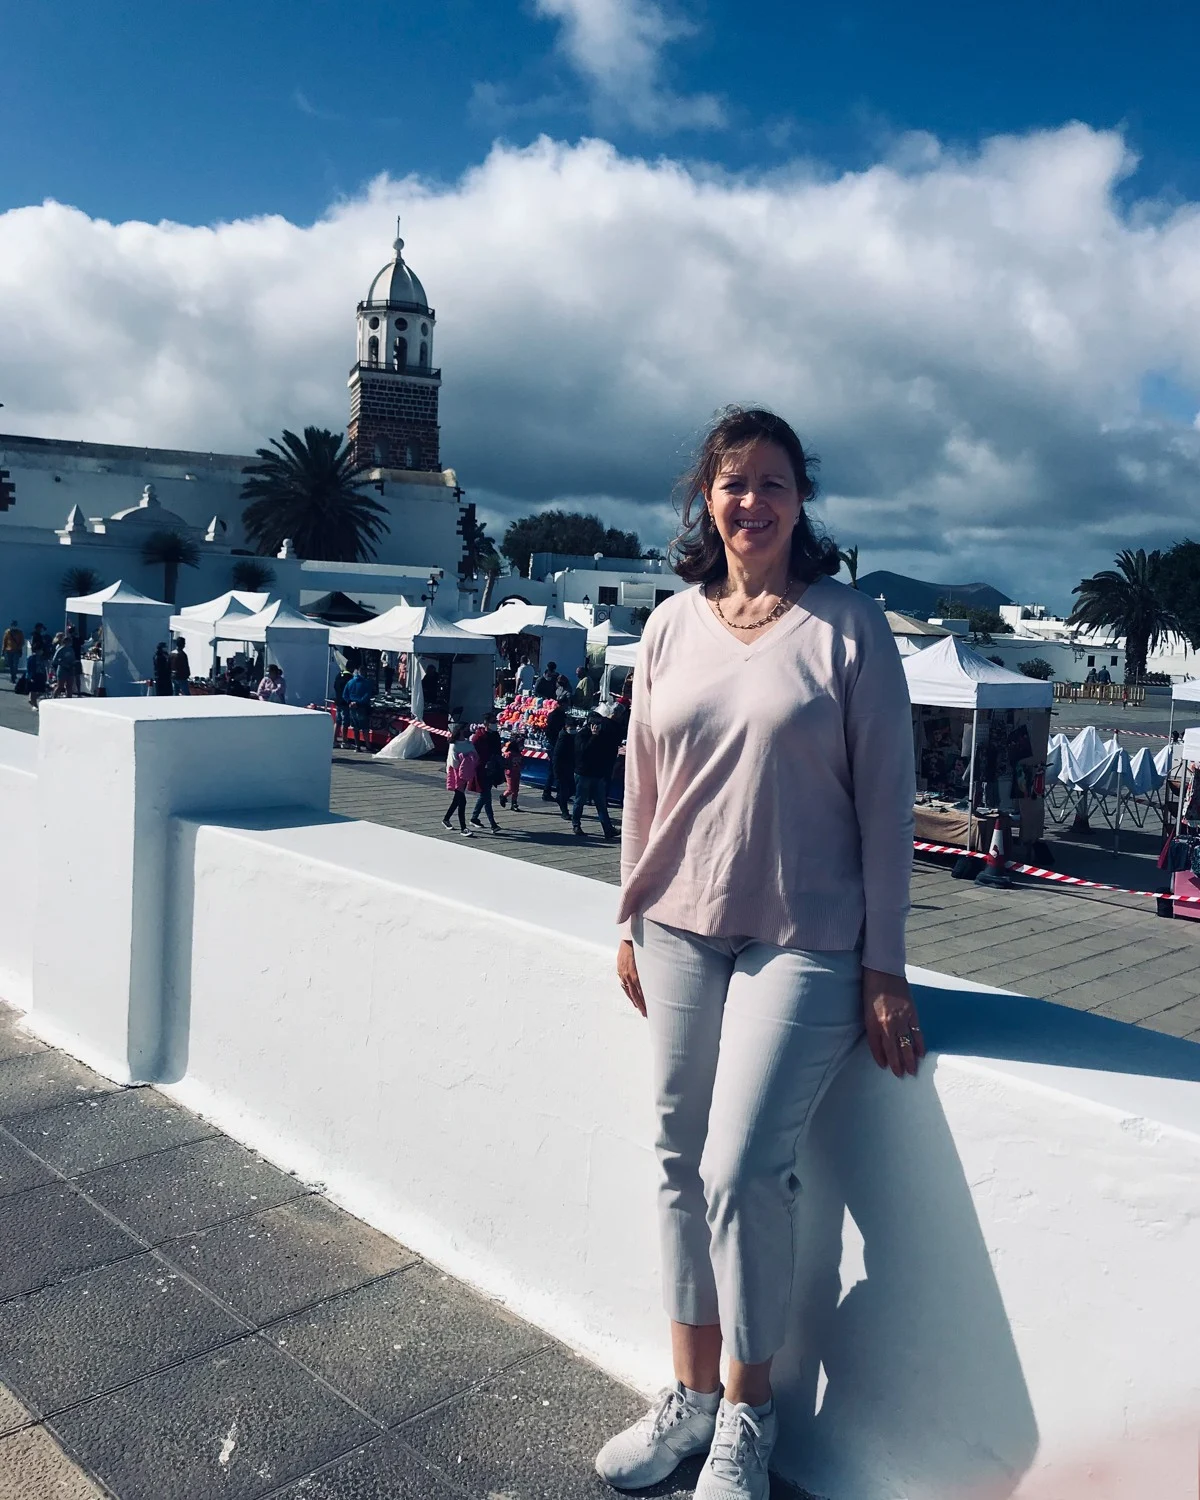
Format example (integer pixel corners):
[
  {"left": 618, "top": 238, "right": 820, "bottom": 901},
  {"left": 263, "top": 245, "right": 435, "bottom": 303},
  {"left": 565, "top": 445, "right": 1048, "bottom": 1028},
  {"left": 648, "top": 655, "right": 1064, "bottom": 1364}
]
[{"left": 617, "top": 579, "right": 914, "bottom": 975}]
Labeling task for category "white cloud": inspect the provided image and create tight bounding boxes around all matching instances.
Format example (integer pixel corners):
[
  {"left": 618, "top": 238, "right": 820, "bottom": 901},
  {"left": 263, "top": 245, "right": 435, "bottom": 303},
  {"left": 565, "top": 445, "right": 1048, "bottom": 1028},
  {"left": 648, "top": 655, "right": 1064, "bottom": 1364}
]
[
  {"left": 532, "top": 0, "right": 725, "bottom": 131},
  {"left": 3, "top": 124, "right": 1200, "bottom": 606}
]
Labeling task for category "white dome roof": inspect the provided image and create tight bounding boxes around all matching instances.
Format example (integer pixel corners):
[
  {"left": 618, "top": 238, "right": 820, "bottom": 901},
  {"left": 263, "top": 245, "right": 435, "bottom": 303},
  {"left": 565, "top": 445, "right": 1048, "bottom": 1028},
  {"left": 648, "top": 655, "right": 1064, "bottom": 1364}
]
[{"left": 365, "top": 237, "right": 430, "bottom": 311}]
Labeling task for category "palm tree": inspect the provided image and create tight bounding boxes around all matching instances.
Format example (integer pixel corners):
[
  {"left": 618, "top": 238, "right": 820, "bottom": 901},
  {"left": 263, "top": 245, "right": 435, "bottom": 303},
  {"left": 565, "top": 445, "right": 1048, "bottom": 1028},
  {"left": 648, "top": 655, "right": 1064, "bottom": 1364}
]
[
  {"left": 460, "top": 509, "right": 502, "bottom": 609},
  {"left": 838, "top": 544, "right": 860, "bottom": 588},
  {"left": 1069, "top": 548, "right": 1179, "bottom": 683},
  {"left": 231, "top": 559, "right": 276, "bottom": 592},
  {"left": 62, "top": 567, "right": 102, "bottom": 641},
  {"left": 240, "top": 427, "right": 388, "bottom": 562},
  {"left": 141, "top": 530, "right": 200, "bottom": 605}
]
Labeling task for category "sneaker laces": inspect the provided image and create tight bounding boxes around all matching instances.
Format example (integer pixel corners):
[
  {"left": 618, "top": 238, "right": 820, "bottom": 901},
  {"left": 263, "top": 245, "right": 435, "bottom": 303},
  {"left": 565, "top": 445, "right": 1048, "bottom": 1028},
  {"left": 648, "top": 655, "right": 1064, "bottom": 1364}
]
[
  {"left": 637, "top": 1385, "right": 689, "bottom": 1441},
  {"left": 708, "top": 1405, "right": 765, "bottom": 1481}
]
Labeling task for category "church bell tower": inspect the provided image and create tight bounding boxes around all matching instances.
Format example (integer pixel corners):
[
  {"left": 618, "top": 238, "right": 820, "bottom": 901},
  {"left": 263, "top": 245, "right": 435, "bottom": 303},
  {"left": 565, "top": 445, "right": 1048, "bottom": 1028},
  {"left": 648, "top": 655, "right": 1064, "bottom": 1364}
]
[{"left": 348, "top": 227, "right": 441, "bottom": 472}]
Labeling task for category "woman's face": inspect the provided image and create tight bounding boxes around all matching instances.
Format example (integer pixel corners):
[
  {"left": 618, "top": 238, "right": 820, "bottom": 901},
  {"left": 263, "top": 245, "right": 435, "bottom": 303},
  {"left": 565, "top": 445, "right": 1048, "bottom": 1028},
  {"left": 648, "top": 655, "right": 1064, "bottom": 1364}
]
[{"left": 707, "top": 439, "right": 802, "bottom": 575}]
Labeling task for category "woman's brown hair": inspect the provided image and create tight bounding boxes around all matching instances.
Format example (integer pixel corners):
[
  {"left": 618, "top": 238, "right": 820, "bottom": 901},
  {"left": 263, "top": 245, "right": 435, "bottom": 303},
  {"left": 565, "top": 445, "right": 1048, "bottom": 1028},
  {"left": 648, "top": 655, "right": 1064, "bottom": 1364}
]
[{"left": 669, "top": 406, "right": 841, "bottom": 586}]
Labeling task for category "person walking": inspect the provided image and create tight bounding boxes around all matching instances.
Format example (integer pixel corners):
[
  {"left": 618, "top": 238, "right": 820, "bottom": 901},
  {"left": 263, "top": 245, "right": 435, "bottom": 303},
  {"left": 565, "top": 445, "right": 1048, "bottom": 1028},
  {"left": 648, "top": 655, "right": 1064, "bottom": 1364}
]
[
  {"left": 595, "top": 407, "right": 921, "bottom": 1499},
  {"left": 169, "top": 638, "right": 191, "bottom": 695},
  {"left": 442, "top": 724, "right": 479, "bottom": 836},
  {"left": 152, "top": 642, "right": 172, "bottom": 697},
  {"left": 574, "top": 663, "right": 594, "bottom": 711},
  {"left": 25, "top": 639, "right": 47, "bottom": 712},
  {"left": 498, "top": 732, "right": 525, "bottom": 811},
  {"left": 551, "top": 718, "right": 577, "bottom": 820},
  {"left": 333, "top": 664, "right": 353, "bottom": 746},
  {"left": 541, "top": 699, "right": 567, "bottom": 802},
  {"left": 342, "top": 665, "right": 373, "bottom": 752},
  {"left": 571, "top": 717, "right": 619, "bottom": 840},
  {"left": 469, "top": 712, "right": 504, "bottom": 833},
  {"left": 50, "top": 634, "right": 77, "bottom": 697},
  {"left": 514, "top": 656, "right": 536, "bottom": 697},
  {"left": 256, "top": 663, "right": 287, "bottom": 704},
  {"left": 3, "top": 621, "right": 24, "bottom": 684}
]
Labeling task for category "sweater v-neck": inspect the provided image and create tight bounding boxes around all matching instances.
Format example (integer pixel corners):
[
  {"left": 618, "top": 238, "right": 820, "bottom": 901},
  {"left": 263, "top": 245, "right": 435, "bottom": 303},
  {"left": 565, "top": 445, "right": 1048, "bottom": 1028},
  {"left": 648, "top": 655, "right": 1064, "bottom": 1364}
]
[{"left": 689, "top": 576, "right": 826, "bottom": 661}]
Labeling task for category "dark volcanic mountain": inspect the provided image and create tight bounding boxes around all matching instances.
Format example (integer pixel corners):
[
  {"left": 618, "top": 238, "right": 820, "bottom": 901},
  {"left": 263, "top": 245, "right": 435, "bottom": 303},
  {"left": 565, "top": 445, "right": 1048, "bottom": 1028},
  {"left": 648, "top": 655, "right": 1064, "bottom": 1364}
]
[{"left": 856, "top": 571, "right": 1012, "bottom": 617}]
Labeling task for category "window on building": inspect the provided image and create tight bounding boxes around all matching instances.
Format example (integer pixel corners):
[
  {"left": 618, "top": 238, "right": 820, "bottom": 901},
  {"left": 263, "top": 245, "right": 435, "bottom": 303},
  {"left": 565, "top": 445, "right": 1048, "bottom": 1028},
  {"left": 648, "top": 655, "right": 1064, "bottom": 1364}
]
[
  {"left": 368, "top": 315, "right": 380, "bottom": 329},
  {"left": 654, "top": 589, "right": 673, "bottom": 607},
  {"left": 1111, "top": 656, "right": 1118, "bottom": 667},
  {"left": 1087, "top": 655, "right": 1095, "bottom": 667},
  {"left": 597, "top": 586, "right": 619, "bottom": 606},
  {"left": 421, "top": 322, "right": 429, "bottom": 336},
  {"left": 396, "top": 318, "right": 408, "bottom": 330},
  {"left": 419, "top": 341, "right": 428, "bottom": 368},
  {"left": 404, "top": 444, "right": 415, "bottom": 468},
  {"left": 367, "top": 336, "right": 379, "bottom": 365},
  {"left": 394, "top": 336, "right": 407, "bottom": 370}
]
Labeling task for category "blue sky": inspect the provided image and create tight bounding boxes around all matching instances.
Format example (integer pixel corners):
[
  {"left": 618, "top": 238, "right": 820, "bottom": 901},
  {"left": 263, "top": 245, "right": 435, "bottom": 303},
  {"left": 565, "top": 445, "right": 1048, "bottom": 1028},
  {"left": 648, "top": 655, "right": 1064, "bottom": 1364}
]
[
  {"left": 5, "top": 0, "right": 1199, "bottom": 226},
  {"left": 3, "top": 1, "right": 1200, "bottom": 606}
]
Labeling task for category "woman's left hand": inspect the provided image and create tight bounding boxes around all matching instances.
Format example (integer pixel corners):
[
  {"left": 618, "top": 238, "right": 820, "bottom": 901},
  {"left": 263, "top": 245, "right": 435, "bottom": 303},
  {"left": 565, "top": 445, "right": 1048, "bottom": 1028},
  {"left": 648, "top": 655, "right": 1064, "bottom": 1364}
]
[{"left": 862, "top": 968, "right": 925, "bottom": 1078}]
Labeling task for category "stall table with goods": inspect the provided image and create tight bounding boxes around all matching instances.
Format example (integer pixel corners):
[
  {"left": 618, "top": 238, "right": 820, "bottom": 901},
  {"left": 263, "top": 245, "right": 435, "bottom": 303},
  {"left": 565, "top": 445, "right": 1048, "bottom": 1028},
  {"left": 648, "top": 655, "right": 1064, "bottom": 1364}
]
[{"left": 903, "top": 634, "right": 1053, "bottom": 856}]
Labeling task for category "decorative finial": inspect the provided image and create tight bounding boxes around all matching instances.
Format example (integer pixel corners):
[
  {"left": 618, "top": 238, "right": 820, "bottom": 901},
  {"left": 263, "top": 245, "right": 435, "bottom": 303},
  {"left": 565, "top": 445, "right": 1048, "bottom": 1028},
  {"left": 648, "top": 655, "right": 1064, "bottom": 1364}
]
[{"left": 394, "top": 214, "right": 404, "bottom": 255}]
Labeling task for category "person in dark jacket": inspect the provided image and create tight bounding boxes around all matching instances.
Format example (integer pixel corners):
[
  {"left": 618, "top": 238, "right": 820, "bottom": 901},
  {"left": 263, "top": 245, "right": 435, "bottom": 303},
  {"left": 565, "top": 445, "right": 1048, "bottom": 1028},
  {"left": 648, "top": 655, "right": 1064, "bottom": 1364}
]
[
  {"left": 572, "top": 716, "right": 618, "bottom": 839},
  {"left": 170, "top": 638, "right": 191, "bottom": 695},
  {"left": 153, "top": 642, "right": 172, "bottom": 697},
  {"left": 469, "top": 712, "right": 504, "bottom": 832},
  {"left": 342, "top": 666, "right": 373, "bottom": 752},
  {"left": 541, "top": 700, "right": 567, "bottom": 801},
  {"left": 533, "top": 661, "right": 558, "bottom": 701},
  {"left": 333, "top": 666, "right": 353, "bottom": 746},
  {"left": 552, "top": 721, "right": 577, "bottom": 820}
]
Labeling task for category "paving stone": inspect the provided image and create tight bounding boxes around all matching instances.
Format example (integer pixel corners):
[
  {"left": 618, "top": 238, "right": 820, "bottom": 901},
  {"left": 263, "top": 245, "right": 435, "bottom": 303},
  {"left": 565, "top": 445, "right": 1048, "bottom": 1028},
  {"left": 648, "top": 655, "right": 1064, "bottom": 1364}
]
[
  {"left": 272, "top": 1262, "right": 550, "bottom": 1426},
  {"left": 77, "top": 1133, "right": 307, "bottom": 1243},
  {"left": 6, "top": 1087, "right": 218, "bottom": 1177},
  {"left": 163, "top": 1194, "right": 417, "bottom": 1325},
  {"left": 0, "top": 1422, "right": 108, "bottom": 1499},
  {"left": 0, "top": 1055, "right": 115, "bottom": 1122},
  {"left": 400, "top": 1348, "right": 701, "bottom": 1499},
  {"left": 1137, "top": 1008, "right": 1200, "bottom": 1040},
  {"left": 1090, "top": 992, "right": 1174, "bottom": 1025},
  {"left": 0, "top": 1381, "right": 30, "bottom": 1438},
  {"left": 0, "top": 1184, "right": 142, "bottom": 1300},
  {"left": 49, "top": 1335, "right": 377, "bottom": 1500},
  {"left": 0, "top": 1252, "right": 247, "bottom": 1415},
  {"left": 267, "top": 1431, "right": 465, "bottom": 1498},
  {"left": 0, "top": 1006, "right": 45, "bottom": 1063},
  {"left": 0, "top": 1129, "right": 56, "bottom": 1201}
]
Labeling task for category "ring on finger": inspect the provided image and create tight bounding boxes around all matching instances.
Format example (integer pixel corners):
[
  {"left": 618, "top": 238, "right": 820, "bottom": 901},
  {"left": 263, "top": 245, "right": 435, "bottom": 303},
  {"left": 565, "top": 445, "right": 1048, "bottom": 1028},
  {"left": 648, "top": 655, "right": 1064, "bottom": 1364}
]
[{"left": 899, "top": 1034, "right": 913, "bottom": 1048}]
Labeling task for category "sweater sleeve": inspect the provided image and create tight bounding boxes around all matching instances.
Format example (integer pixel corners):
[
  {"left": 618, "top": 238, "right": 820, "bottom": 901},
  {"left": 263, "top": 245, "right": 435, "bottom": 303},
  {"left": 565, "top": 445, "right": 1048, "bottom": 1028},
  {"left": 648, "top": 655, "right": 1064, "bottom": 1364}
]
[
  {"left": 844, "top": 605, "right": 915, "bottom": 976},
  {"left": 617, "top": 661, "right": 657, "bottom": 941}
]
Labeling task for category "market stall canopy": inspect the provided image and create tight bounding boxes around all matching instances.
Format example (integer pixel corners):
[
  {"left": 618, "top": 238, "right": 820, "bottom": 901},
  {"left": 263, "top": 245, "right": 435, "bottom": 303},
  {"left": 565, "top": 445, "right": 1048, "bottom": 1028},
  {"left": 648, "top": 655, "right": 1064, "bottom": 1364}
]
[
  {"left": 587, "top": 619, "right": 638, "bottom": 648},
  {"left": 177, "top": 590, "right": 270, "bottom": 621},
  {"left": 213, "top": 599, "right": 330, "bottom": 708},
  {"left": 303, "top": 591, "right": 377, "bottom": 625},
  {"left": 605, "top": 641, "right": 641, "bottom": 669},
  {"left": 455, "top": 602, "right": 586, "bottom": 640},
  {"left": 222, "top": 599, "right": 330, "bottom": 645},
  {"left": 169, "top": 594, "right": 261, "bottom": 643},
  {"left": 65, "top": 580, "right": 170, "bottom": 615},
  {"left": 330, "top": 605, "right": 494, "bottom": 656},
  {"left": 903, "top": 633, "right": 1054, "bottom": 709},
  {"left": 1171, "top": 680, "right": 1200, "bottom": 704}
]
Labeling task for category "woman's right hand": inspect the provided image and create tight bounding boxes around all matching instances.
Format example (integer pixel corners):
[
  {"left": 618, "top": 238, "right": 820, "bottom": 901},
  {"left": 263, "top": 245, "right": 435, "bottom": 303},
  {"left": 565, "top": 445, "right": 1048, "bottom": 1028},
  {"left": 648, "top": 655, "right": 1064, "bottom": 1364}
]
[{"left": 617, "top": 940, "right": 646, "bottom": 1017}]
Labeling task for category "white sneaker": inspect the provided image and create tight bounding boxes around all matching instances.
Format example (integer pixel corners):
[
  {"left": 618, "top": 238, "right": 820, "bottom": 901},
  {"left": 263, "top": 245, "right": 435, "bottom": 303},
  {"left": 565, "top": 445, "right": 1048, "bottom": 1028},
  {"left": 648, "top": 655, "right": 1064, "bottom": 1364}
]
[
  {"left": 694, "top": 1399, "right": 777, "bottom": 1500},
  {"left": 595, "top": 1380, "right": 718, "bottom": 1491}
]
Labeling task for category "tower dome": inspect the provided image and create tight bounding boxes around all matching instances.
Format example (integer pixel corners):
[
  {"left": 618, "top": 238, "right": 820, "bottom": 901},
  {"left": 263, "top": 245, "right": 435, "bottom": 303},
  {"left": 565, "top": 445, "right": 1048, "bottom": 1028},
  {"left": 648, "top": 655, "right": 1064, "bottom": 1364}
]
[{"left": 364, "top": 237, "right": 430, "bottom": 312}]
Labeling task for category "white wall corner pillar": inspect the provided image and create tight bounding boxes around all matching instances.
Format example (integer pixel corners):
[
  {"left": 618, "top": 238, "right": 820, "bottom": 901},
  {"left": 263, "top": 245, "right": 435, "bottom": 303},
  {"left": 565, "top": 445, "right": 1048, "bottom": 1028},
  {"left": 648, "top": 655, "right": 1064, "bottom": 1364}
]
[{"left": 29, "top": 697, "right": 332, "bottom": 1082}]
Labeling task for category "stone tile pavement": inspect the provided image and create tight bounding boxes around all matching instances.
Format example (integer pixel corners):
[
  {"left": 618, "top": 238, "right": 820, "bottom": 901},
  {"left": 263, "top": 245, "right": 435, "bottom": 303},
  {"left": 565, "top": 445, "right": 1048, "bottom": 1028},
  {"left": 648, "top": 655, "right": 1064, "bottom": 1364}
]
[{"left": 0, "top": 1004, "right": 809, "bottom": 1500}]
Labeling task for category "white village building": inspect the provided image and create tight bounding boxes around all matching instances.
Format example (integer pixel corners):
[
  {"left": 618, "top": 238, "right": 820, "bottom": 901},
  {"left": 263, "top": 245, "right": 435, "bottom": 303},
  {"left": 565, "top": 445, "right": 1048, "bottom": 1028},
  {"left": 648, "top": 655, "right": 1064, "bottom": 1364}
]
[{"left": 0, "top": 233, "right": 474, "bottom": 625}]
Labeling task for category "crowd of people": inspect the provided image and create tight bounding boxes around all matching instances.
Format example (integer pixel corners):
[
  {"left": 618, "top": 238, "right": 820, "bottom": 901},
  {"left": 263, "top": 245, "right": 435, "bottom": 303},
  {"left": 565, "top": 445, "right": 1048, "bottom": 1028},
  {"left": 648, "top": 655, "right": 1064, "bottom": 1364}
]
[{"left": 3, "top": 618, "right": 98, "bottom": 709}]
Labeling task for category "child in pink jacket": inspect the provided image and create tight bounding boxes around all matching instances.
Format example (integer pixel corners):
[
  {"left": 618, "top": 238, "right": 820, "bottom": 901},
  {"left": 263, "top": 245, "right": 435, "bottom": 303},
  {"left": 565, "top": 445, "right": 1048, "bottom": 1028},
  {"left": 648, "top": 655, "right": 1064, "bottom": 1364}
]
[
  {"left": 498, "top": 732, "right": 526, "bottom": 811},
  {"left": 442, "top": 723, "right": 480, "bottom": 835}
]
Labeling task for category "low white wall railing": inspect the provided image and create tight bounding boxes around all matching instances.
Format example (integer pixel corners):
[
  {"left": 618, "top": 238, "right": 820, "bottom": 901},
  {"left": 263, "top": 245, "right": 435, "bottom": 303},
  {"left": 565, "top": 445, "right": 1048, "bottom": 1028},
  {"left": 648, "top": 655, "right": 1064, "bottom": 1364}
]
[{"left": 1, "top": 698, "right": 1198, "bottom": 1500}]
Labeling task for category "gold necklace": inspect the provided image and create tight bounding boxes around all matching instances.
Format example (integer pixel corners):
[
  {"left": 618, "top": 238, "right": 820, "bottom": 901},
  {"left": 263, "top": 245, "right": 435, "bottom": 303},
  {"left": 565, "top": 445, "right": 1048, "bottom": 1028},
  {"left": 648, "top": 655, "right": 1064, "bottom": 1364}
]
[{"left": 711, "top": 579, "right": 795, "bottom": 631}]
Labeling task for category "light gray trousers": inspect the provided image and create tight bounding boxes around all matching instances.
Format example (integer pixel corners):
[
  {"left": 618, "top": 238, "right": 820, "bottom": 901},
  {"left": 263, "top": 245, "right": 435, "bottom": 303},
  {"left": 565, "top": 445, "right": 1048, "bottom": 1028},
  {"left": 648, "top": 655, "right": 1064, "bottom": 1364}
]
[{"left": 634, "top": 918, "right": 864, "bottom": 1365}]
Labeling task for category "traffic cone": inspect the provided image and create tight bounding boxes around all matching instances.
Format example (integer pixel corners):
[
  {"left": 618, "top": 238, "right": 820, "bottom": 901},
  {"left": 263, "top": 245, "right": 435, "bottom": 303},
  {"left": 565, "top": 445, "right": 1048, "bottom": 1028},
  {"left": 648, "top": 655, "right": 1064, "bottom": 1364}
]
[{"left": 975, "top": 812, "right": 1014, "bottom": 887}]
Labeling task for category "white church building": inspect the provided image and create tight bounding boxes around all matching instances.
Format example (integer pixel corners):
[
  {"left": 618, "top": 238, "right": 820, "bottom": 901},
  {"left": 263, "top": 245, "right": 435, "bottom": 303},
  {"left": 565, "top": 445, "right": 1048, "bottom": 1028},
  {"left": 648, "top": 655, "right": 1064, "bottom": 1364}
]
[{"left": 0, "top": 233, "right": 479, "bottom": 625}]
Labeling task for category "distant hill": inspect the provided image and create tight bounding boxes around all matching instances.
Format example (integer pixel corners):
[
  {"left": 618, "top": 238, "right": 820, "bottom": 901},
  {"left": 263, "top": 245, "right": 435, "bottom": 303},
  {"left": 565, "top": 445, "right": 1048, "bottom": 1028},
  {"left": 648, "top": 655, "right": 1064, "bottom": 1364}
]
[{"left": 855, "top": 572, "right": 1012, "bottom": 618}]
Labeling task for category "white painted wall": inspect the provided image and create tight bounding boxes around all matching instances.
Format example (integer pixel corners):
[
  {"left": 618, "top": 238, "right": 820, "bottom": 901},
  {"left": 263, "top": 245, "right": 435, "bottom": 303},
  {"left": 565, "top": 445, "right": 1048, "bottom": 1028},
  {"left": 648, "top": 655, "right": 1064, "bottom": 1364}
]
[
  {"left": 1, "top": 701, "right": 1198, "bottom": 1498},
  {"left": 0, "top": 728, "right": 38, "bottom": 1009}
]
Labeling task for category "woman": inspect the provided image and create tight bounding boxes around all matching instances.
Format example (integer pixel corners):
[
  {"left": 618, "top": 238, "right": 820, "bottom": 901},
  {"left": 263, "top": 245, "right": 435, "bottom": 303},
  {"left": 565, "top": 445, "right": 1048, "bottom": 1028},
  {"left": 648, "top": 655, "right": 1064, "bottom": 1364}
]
[
  {"left": 469, "top": 712, "right": 504, "bottom": 833},
  {"left": 153, "top": 642, "right": 172, "bottom": 698},
  {"left": 50, "top": 634, "right": 77, "bottom": 697},
  {"left": 256, "top": 663, "right": 287, "bottom": 704},
  {"left": 596, "top": 407, "right": 922, "bottom": 1500},
  {"left": 442, "top": 724, "right": 479, "bottom": 836},
  {"left": 25, "top": 640, "right": 47, "bottom": 711}
]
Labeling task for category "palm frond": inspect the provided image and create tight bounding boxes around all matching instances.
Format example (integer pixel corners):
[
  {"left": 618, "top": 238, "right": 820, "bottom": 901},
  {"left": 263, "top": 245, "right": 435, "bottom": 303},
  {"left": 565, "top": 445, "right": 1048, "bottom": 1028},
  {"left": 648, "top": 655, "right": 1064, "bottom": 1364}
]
[{"left": 240, "top": 426, "right": 388, "bottom": 563}]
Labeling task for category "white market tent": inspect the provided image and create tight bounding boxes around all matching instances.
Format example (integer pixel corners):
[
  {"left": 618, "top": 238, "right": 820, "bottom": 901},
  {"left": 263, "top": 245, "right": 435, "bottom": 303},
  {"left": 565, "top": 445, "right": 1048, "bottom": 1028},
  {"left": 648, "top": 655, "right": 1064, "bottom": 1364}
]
[
  {"left": 331, "top": 605, "right": 496, "bottom": 724},
  {"left": 456, "top": 602, "right": 588, "bottom": 681},
  {"left": 586, "top": 618, "right": 638, "bottom": 649},
  {"left": 214, "top": 599, "right": 330, "bottom": 709},
  {"left": 169, "top": 590, "right": 272, "bottom": 673},
  {"left": 64, "top": 580, "right": 172, "bottom": 696},
  {"left": 904, "top": 634, "right": 1054, "bottom": 851},
  {"left": 601, "top": 638, "right": 641, "bottom": 702}
]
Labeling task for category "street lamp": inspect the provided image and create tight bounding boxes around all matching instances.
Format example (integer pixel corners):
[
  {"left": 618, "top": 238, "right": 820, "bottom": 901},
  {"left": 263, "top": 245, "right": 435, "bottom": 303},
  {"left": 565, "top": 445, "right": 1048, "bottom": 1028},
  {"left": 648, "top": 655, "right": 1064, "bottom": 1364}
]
[{"left": 421, "top": 570, "right": 441, "bottom": 605}]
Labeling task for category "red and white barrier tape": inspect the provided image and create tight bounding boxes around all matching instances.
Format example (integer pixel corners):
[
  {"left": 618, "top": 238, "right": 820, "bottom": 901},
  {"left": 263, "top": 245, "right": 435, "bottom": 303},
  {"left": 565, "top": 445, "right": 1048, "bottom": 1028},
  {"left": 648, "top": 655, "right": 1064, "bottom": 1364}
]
[
  {"left": 1057, "top": 725, "right": 1168, "bottom": 741},
  {"left": 913, "top": 839, "right": 1200, "bottom": 902}
]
